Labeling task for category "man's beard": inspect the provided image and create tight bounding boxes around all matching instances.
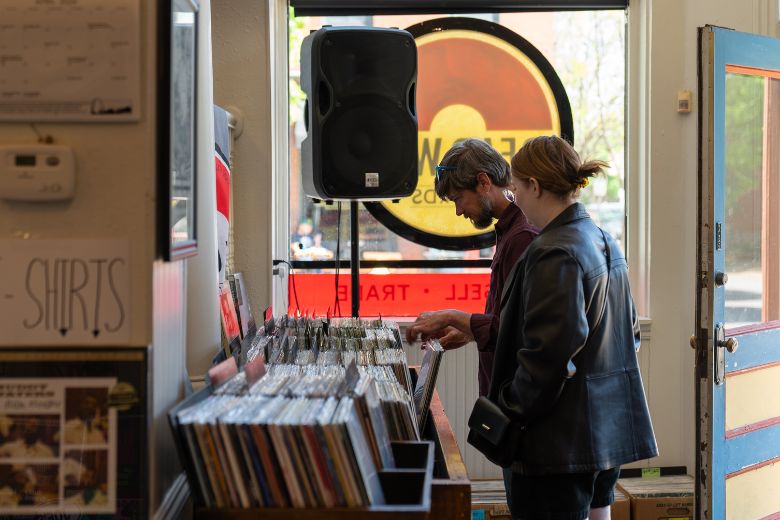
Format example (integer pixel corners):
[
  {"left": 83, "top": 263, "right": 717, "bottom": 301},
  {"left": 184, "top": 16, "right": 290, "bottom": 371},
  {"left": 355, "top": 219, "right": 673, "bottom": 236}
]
[{"left": 471, "top": 195, "right": 494, "bottom": 229}]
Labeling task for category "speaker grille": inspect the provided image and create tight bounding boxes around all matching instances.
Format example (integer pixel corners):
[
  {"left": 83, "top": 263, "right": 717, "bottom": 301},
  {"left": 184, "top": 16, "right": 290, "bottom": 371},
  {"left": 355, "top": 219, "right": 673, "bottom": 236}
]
[
  {"left": 301, "top": 27, "right": 418, "bottom": 200},
  {"left": 321, "top": 96, "right": 417, "bottom": 197},
  {"left": 321, "top": 31, "right": 416, "bottom": 101}
]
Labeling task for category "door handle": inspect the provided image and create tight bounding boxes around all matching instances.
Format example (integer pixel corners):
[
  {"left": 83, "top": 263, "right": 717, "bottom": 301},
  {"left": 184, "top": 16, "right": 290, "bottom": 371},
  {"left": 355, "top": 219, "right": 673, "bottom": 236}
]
[
  {"left": 715, "top": 323, "right": 738, "bottom": 384},
  {"left": 717, "top": 336, "right": 738, "bottom": 353}
]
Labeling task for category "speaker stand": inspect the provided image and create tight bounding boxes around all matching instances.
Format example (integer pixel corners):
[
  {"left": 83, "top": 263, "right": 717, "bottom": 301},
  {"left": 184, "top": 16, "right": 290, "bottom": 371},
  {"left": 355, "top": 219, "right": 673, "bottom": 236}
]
[{"left": 350, "top": 201, "right": 360, "bottom": 317}]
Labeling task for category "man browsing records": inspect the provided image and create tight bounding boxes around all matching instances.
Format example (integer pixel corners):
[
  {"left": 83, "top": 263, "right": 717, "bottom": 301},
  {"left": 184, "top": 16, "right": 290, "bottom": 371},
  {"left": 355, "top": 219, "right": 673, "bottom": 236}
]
[{"left": 405, "top": 138, "right": 539, "bottom": 397}]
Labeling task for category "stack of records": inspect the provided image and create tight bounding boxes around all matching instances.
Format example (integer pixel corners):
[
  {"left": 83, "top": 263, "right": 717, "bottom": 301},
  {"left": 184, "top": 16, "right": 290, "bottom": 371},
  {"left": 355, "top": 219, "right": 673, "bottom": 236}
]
[
  {"left": 172, "top": 361, "right": 420, "bottom": 509},
  {"left": 470, "top": 479, "right": 507, "bottom": 505},
  {"left": 244, "top": 316, "right": 413, "bottom": 397},
  {"left": 412, "top": 340, "right": 444, "bottom": 432}
]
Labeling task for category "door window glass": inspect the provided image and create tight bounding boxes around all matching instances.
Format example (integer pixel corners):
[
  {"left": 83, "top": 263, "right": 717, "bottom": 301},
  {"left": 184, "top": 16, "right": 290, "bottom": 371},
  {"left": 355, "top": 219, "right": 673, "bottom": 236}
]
[{"left": 724, "top": 69, "right": 780, "bottom": 328}]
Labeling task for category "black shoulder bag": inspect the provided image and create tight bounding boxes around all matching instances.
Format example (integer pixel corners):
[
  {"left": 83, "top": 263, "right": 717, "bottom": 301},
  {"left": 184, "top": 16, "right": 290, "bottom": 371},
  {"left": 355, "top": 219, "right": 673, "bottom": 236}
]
[{"left": 467, "top": 229, "right": 611, "bottom": 469}]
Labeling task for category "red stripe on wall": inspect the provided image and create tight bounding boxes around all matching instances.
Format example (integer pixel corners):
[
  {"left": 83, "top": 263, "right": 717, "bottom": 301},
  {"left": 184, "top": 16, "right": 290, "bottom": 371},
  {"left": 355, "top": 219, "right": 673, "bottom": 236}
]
[
  {"left": 726, "top": 416, "right": 780, "bottom": 439},
  {"left": 726, "top": 455, "right": 780, "bottom": 479}
]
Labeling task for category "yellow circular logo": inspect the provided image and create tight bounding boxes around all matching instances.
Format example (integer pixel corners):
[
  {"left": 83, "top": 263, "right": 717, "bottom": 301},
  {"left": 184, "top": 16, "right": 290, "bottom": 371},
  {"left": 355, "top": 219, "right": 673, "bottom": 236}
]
[{"left": 365, "top": 18, "right": 572, "bottom": 250}]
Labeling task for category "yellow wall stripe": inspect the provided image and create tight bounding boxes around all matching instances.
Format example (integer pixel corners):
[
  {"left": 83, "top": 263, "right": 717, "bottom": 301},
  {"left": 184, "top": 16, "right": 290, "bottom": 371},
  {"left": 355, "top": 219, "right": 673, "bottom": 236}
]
[
  {"left": 726, "top": 460, "right": 780, "bottom": 519},
  {"left": 725, "top": 363, "right": 780, "bottom": 431}
]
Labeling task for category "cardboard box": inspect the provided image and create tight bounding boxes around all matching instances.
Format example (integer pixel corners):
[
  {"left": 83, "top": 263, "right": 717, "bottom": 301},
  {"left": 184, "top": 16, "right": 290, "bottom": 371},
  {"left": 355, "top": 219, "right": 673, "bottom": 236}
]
[
  {"left": 470, "top": 479, "right": 632, "bottom": 519},
  {"left": 471, "top": 480, "right": 510, "bottom": 519},
  {"left": 618, "top": 475, "right": 694, "bottom": 520},
  {"left": 611, "top": 486, "right": 630, "bottom": 520},
  {"left": 470, "top": 502, "right": 511, "bottom": 520}
]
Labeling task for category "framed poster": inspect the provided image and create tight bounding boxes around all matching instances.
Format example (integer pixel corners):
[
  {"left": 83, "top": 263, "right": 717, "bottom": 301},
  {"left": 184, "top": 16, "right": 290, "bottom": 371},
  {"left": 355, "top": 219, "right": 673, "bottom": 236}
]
[
  {"left": 158, "top": 0, "right": 199, "bottom": 261},
  {"left": 0, "top": 348, "right": 149, "bottom": 518}
]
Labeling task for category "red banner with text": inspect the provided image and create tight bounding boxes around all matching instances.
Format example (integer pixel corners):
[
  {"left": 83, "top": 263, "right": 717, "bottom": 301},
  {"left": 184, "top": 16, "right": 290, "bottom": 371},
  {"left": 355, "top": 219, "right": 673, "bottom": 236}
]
[{"left": 288, "top": 273, "right": 491, "bottom": 317}]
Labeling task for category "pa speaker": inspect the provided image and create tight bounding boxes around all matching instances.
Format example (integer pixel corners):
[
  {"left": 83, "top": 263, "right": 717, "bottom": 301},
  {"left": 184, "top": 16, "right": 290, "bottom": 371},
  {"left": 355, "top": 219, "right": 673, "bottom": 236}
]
[{"left": 300, "top": 26, "right": 418, "bottom": 201}]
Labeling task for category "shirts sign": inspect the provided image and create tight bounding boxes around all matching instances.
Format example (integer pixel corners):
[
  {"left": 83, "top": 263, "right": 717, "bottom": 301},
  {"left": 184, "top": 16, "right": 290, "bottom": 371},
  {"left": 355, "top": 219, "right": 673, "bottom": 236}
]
[{"left": 0, "top": 239, "right": 130, "bottom": 345}]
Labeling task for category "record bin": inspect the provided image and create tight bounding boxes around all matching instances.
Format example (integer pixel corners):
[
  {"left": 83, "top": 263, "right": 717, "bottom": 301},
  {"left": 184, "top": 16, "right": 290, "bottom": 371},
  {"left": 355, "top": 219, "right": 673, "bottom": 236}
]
[{"left": 169, "top": 385, "right": 444, "bottom": 518}]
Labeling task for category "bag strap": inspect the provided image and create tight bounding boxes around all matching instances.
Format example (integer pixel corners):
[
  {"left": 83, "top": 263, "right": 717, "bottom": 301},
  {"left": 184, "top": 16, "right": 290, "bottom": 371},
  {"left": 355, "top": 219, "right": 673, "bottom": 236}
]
[
  {"left": 563, "top": 228, "right": 611, "bottom": 378},
  {"left": 593, "top": 228, "right": 611, "bottom": 333}
]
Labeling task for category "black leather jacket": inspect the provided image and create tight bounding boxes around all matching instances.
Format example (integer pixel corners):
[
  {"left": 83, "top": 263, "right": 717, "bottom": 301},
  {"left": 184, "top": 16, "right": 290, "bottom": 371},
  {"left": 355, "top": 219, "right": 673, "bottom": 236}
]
[{"left": 489, "top": 203, "right": 658, "bottom": 474}]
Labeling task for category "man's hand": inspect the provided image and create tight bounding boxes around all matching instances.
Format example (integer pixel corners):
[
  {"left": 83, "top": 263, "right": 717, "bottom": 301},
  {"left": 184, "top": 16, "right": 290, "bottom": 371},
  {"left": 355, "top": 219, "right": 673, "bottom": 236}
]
[
  {"left": 437, "top": 326, "right": 474, "bottom": 350},
  {"left": 405, "top": 310, "right": 473, "bottom": 349},
  {"left": 405, "top": 311, "right": 450, "bottom": 343}
]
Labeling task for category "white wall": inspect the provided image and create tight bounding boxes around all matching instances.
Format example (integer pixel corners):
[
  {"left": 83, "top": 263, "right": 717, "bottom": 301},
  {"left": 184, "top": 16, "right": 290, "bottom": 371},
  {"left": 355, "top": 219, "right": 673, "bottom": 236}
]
[
  {"left": 0, "top": 9, "right": 157, "bottom": 346},
  {"left": 210, "top": 0, "right": 274, "bottom": 335},
  {"left": 186, "top": 0, "right": 222, "bottom": 380}
]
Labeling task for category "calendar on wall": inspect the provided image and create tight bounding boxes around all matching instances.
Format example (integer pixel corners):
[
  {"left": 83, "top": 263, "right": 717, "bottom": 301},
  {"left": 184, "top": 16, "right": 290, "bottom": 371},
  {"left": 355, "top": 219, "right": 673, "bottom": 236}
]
[{"left": 0, "top": 0, "right": 141, "bottom": 122}]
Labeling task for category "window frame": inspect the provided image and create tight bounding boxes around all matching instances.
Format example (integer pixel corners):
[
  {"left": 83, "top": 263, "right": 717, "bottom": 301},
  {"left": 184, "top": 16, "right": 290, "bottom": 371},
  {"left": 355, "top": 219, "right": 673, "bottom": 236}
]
[{"left": 289, "top": 0, "right": 629, "bottom": 17}]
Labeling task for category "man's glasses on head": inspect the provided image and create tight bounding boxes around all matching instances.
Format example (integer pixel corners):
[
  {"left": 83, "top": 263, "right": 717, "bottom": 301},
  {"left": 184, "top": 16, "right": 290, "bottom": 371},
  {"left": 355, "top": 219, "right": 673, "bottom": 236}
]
[{"left": 435, "top": 164, "right": 457, "bottom": 184}]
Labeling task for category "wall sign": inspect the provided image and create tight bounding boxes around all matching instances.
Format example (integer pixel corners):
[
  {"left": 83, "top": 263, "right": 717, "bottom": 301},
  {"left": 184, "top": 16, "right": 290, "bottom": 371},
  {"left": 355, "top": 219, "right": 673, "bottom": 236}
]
[
  {"left": 0, "top": 239, "right": 130, "bottom": 345},
  {"left": 290, "top": 272, "right": 491, "bottom": 316},
  {"left": 365, "top": 17, "right": 573, "bottom": 250}
]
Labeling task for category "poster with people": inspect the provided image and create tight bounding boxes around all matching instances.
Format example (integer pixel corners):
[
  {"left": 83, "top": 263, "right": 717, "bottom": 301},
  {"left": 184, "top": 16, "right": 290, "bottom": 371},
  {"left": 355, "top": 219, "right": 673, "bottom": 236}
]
[{"left": 0, "top": 379, "right": 116, "bottom": 514}]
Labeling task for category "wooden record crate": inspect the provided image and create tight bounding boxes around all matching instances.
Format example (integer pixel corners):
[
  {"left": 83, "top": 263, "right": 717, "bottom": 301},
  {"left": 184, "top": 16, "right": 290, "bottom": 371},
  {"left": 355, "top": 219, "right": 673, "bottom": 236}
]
[{"left": 193, "top": 440, "right": 434, "bottom": 519}]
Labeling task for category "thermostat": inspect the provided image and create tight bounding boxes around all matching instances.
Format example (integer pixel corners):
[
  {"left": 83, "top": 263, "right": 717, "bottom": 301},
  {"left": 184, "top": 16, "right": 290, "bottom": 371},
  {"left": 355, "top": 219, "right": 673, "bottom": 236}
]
[{"left": 0, "top": 145, "right": 75, "bottom": 201}]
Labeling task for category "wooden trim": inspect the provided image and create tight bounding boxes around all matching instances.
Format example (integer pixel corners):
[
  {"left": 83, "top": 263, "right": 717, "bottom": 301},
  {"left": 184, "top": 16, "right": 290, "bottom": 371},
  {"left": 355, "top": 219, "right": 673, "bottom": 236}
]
[
  {"left": 762, "top": 77, "right": 780, "bottom": 320},
  {"left": 726, "top": 454, "right": 780, "bottom": 479},
  {"left": 726, "top": 64, "right": 780, "bottom": 80},
  {"left": 430, "top": 390, "right": 469, "bottom": 482},
  {"left": 429, "top": 389, "right": 471, "bottom": 519},
  {"left": 725, "top": 416, "right": 780, "bottom": 439}
]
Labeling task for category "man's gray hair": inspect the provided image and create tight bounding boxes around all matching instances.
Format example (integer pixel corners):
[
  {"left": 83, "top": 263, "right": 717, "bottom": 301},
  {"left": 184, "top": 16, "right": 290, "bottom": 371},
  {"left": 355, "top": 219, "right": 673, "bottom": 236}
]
[{"left": 434, "top": 138, "right": 511, "bottom": 200}]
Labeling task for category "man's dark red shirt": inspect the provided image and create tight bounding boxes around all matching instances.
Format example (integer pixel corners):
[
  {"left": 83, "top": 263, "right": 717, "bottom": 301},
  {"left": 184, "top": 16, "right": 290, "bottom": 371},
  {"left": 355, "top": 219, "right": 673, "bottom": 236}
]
[{"left": 470, "top": 203, "right": 538, "bottom": 396}]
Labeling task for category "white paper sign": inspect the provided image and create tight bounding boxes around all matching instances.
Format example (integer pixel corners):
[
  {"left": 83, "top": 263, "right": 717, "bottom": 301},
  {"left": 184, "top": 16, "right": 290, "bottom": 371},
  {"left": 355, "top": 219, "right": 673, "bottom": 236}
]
[
  {"left": 0, "top": 0, "right": 141, "bottom": 122},
  {"left": 0, "top": 240, "right": 130, "bottom": 345}
]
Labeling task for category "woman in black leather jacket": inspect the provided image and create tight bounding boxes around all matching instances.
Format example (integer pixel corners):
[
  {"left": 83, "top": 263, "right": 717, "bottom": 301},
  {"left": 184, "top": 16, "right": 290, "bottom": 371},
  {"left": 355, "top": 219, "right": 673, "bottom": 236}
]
[{"left": 492, "top": 136, "right": 657, "bottom": 520}]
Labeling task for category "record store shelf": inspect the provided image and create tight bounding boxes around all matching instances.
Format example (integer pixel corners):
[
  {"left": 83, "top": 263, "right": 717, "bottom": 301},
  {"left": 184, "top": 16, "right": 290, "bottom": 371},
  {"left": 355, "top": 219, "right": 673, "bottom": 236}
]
[{"left": 189, "top": 389, "right": 470, "bottom": 519}]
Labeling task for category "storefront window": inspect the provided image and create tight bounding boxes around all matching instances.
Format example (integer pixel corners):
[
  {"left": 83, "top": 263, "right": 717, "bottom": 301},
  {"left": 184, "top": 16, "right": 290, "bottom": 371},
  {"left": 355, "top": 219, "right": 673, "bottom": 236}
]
[{"left": 287, "top": 9, "right": 626, "bottom": 316}]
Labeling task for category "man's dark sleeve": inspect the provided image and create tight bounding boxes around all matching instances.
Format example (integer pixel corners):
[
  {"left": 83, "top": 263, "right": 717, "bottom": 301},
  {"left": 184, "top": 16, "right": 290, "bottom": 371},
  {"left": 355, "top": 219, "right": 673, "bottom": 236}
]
[{"left": 471, "top": 230, "right": 536, "bottom": 352}]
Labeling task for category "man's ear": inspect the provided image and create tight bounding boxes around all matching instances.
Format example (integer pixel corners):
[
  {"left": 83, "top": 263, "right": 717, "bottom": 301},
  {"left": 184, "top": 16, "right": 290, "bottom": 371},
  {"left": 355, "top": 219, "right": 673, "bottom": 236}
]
[{"left": 476, "top": 171, "right": 491, "bottom": 192}]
